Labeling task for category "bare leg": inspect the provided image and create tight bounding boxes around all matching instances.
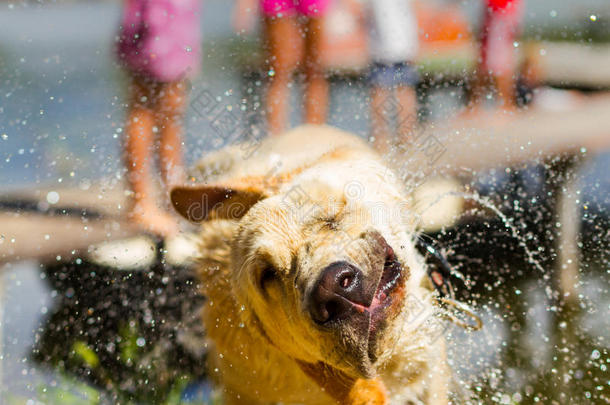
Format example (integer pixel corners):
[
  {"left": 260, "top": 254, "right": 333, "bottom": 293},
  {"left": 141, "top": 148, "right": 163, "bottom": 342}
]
[
  {"left": 264, "top": 16, "right": 302, "bottom": 135},
  {"left": 396, "top": 85, "right": 418, "bottom": 141},
  {"left": 157, "top": 80, "right": 187, "bottom": 187},
  {"left": 124, "top": 77, "right": 179, "bottom": 237},
  {"left": 303, "top": 17, "right": 329, "bottom": 125},
  {"left": 495, "top": 72, "right": 517, "bottom": 112},
  {"left": 370, "top": 86, "right": 392, "bottom": 154},
  {"left": 467, "top": 67, "right": 489, "bottom": 113}
]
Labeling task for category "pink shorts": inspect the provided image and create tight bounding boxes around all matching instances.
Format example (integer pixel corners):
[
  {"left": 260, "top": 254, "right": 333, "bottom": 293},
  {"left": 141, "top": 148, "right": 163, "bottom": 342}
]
[
  {"left": 260, "top": 0, "right": 330, "bottom": 17},
  {"left": 480, "top": 4, "right": 522, "bottom": 76},
  {"left": 117, "top": 0, "right": 202, "bottom": 82}
]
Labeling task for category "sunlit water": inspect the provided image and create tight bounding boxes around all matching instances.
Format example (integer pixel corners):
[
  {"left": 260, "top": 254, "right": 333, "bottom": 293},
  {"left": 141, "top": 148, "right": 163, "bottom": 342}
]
[{"left": 1, "top": 0, "right": 609, "bottom": 404}]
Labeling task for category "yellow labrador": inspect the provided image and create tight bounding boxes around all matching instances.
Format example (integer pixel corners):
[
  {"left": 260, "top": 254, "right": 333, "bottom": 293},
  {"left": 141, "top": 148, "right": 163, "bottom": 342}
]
[{"left": 171, "top": 125, "right": 450, "bottom": 404}]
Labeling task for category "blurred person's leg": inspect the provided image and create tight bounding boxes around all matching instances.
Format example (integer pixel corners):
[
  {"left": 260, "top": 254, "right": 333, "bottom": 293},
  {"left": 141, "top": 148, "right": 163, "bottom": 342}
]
[
  {"left": 156, "top": 80, "right": 187, "bottom": 187},
  {"left": 396, "top": 85, "right": 417, "bottom": 139},
  {"left": 264, "top": 15, "right": 302, "bottom": 135},
  {"left": 371, "top": 63, "right": 418, "bottom": 154},
  {"left": 303, "top": 16, "right": 328, "bottom": 125},
  {"left": 495, "top": 71, "right": 517, "bottom": 111},
  {"left": 371, "top": 86, "right": 392, "bottom": 154},
  {"left": 493, "top": 7, "right": 522, "bottom": 112},
  {"left": 467, "top": 6, "right": 493, "bottom": 113},
  {"left": 370, "top": 63, "right": 395, "bottom": 153},
  {"left": 472, "top": 5, "right": 522, "bottom": 113},
  {"left": 125, "top": 78, "right": 156, "bottom": 208},
  {"left": 395, "top": 62, "right": 419, "bottom": 141},
  {"left": 469, "top": 75, "right": 486, "bottom": 112},
  {"left": 125, "top": 76, "right": 179, "bottom": 236}
]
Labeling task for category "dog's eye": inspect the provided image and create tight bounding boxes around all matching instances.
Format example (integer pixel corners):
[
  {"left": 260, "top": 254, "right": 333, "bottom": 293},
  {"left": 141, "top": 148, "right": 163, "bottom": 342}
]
[{"left": 259, "top": 266, "right": 277, "bottom": 291}]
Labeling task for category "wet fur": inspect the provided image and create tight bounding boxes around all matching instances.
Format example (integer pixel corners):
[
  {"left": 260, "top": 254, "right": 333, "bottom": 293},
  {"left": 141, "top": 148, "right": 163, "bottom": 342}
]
[{"left": 177, "top": 125, "right": 450, "bottom": 404}]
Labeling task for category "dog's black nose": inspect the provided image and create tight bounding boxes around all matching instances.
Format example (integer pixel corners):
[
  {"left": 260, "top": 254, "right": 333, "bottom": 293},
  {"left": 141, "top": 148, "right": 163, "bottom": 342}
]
[{"left": 308, "top": 261, "right": 366, "bottom": 324}]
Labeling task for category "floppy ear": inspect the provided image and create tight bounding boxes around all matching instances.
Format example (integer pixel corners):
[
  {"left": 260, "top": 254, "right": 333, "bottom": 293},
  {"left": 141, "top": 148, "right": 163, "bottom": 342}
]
[{"left": 170, "top": 183, "right": 266, "bottom": 222}]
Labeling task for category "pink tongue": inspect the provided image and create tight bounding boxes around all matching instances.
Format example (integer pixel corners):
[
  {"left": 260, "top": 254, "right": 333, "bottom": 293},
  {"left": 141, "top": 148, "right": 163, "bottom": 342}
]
[
  {"left": 352, "top": 292, "right": 388, "bottom": 314},
  {"left": 352, "top": 292, "right": 388, "bottom": 313},
  {"left": 369, "top": 292, "right": 386, "bottom": 311}
]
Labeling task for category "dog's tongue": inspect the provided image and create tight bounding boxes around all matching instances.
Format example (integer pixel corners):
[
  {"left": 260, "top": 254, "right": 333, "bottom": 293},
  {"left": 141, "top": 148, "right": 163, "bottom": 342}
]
[
  {"left": 352, "top": 293, "right": 386, "bottom": 314},
  {"left": 354, "top": 268, "right": 391, "bottom": 314},
  {"left": 369, "top": 292, "right": 387, "bottom": 311}
]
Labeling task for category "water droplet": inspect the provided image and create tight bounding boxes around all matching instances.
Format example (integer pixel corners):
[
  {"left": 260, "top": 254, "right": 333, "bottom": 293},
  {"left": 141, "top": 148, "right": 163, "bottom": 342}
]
[{"left": 46, "top": 191, "right": 60, "bottom": 204}]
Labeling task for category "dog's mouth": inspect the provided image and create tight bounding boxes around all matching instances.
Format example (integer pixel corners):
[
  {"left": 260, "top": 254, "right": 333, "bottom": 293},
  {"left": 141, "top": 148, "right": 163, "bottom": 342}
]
[
  {"left": 366, "top": 246, "right": 405, "bottom": 344},
  {"left": 349, "top": 246, "right": 406, "bottom": 360}
]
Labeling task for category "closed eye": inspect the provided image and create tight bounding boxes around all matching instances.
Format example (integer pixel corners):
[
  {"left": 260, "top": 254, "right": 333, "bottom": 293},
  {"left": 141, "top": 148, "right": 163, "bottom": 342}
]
[{"left": 259, "top": 266, "right": 278, "bottom": 291}]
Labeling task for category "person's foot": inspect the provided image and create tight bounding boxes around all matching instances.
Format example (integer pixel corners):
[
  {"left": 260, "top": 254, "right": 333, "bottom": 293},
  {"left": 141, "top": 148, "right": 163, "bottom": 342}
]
[{"left": 128, "top": 201, "right": 180, "bottom": 237}]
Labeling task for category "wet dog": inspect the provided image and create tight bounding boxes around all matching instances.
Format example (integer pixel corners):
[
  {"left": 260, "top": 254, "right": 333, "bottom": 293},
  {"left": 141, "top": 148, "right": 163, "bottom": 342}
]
[{"left": 171, "top": 125, "right": 450, "bottom": 404}]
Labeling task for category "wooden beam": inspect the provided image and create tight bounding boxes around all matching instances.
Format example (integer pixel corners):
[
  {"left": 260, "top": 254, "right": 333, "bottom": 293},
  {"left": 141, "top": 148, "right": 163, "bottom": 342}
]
[
  {"left": 530, "top": 42, "right": 610, "bottom": 89},
  {"left": 401, "top": 93, "right": 610, "bottom": 179},
  {"left": 0, "top": 213, "right": 137, "bottom": 264},
  {"left": 2, "top": 181, "right": 127, "bottom": 219}
]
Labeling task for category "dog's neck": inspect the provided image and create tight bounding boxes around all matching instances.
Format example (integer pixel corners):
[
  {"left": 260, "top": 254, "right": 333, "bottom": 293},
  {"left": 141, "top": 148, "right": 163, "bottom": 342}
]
[
  {"left": 296, "top": 360, "right": 388, "bottom": 404},
  {"left": 249, "top": 307, "right": 388, "bottom": 404}
]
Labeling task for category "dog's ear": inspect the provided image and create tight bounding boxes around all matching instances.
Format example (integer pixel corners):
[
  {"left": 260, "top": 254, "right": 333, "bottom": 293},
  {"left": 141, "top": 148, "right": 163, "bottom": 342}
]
[{"left": 170, "top": 183, "right": 267, "bottom": 222}]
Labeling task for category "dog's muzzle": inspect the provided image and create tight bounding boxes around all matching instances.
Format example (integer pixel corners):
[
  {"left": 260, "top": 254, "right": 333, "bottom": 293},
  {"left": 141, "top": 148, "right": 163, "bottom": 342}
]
[{"left": 305, "top": 233, "right": 407, "bottom": 373}]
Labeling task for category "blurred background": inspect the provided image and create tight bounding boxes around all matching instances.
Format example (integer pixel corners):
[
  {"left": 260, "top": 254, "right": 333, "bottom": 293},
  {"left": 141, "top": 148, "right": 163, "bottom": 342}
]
[{"left": 0, "top": 0, "right": 608, "bottom": 403}]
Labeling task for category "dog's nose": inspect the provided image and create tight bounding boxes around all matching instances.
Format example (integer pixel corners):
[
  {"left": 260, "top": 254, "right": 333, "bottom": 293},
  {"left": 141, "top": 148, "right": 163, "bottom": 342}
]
[{"left": 308, "top": 261, "right": 366, "bottom": 324}]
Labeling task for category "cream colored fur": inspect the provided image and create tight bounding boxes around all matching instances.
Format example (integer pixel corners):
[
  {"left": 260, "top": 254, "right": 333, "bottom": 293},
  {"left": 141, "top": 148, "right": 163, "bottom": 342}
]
[{"left": 177, "top": 125, "right": 450, "bottom": 404}]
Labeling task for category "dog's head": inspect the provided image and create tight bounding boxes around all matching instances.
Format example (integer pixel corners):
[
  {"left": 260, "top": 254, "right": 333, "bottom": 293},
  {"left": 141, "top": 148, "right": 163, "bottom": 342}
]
[{"left": 171, "top": 160, "right": 429, "bottom": 380}]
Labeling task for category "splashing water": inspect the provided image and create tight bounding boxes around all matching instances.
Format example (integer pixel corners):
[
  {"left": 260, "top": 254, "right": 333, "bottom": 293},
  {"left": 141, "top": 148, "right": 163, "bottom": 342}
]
[{"left": 417, "top": 189, "right": 552, "bottom": 296}]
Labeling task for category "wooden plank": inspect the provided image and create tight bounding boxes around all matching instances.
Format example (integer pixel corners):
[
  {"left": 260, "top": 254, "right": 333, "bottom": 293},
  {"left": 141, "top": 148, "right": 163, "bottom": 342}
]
[
  {"left": 0, "top": 179, "right": 137, "bottom": 264},
  {"left": 530, "top": 42, "right": 610, "bottom": 88},
  {"left": 0, "top": 212, "right": 137, "bottom": 264},
  {"left": 2, "top": 180, "right": 128, "bottom": 219},
  {"left": 411, "top": 93, "right": 610, "bottom": 177}
]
